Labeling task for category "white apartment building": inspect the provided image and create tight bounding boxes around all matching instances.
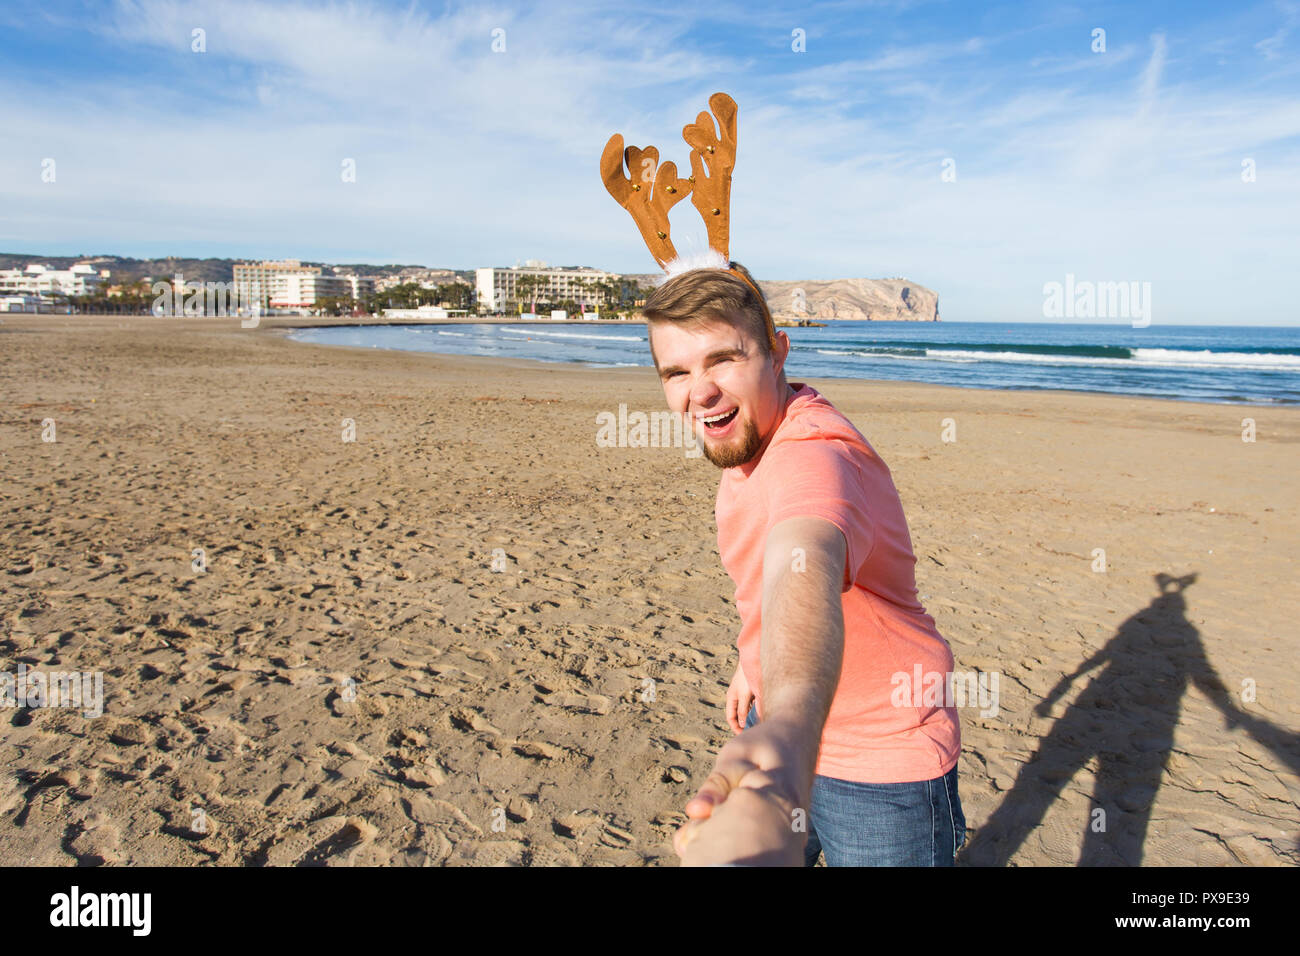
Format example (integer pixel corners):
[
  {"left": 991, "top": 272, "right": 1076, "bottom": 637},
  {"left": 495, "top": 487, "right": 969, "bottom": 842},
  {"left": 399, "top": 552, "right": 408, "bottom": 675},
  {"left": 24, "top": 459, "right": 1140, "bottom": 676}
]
[
  {"left": 0, "top": 263, "right": 110, "bottom": 298},
  {"left": 233, "top": 259, "right": 319, "bottom": 310},
  {"left": 233, "top": 260, "right": 376, "bottom": 312},
  {"left": 475, "top": 264, "right": 616, "bottom": 313},
  {"left": 274, "top": 273, "right": 376, "bottom": 310},
  {"left": 0, "top": 294, "right": 43, "bottom": 313},
  {"left": 336, "top": 274, "right": 377, "bottom": 302}
]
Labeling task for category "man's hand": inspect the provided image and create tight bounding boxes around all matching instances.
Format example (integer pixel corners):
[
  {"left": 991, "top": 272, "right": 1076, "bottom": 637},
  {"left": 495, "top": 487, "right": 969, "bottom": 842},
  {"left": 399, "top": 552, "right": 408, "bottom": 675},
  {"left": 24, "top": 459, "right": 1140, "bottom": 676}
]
[
  {"left": 675, "top": 777, "right": 803, "bottom": 866},
  {"left": 725, "top": 662, "right": 755, "bottom": 735},
  {"left": 674, "top": 719, "right": 808, "bottom": 866}
]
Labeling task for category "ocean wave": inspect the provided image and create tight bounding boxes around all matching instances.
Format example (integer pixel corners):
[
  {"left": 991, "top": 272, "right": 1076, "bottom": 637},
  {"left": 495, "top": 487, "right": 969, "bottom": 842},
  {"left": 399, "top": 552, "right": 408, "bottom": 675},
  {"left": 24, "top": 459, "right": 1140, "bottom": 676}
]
[
  {"left": 1131, "top": 348, "right": 1300, "bottom": 370},
  {"left": 812, "top": 347, "right": 927, "bottom": 358},
  {"left": 926, "top": 348, "right": 1300, "bottom": 371},
  {"left": 500, "top": 326, "right": 644, "bottom": 342},
  {"left": 815, "top": 345, "right": 1300, "bottom": 372},
  {"left": 809, "top": 341, "right": 1134, "bottom": 359}
]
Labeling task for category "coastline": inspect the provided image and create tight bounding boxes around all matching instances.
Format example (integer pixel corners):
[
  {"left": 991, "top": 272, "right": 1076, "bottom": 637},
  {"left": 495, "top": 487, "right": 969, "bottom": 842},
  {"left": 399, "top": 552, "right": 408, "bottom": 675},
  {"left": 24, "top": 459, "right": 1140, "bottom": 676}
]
[
  {"left": 1, "top": 315, "right": 1296, "bottom": 865},
  {"left": 278, "top": 317, "right": 1299, "bottom": 410}
]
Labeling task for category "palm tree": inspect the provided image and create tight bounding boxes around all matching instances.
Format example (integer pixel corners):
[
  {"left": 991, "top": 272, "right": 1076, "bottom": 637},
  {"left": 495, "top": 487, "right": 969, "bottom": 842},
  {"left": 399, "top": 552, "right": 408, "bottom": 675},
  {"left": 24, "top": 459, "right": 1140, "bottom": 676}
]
[
  {"left": 514, "top": 274, "right": 542, "bottom": 314},
  {"left": 436, "top": 281, "right": 472, "bottom": 311},
  {"left": 572, "top": 277, "right": 594, "bottom": 316},
  {"left": 595, "top": 278, "right": 624, "bottom": 319}
]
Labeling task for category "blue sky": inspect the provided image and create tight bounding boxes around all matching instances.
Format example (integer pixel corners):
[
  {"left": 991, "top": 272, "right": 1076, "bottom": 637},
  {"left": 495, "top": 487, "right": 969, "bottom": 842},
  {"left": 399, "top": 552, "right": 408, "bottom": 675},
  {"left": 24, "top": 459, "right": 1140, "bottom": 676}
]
[{"left": 1, "top": 0, "right": 1298, "bottom": 324}]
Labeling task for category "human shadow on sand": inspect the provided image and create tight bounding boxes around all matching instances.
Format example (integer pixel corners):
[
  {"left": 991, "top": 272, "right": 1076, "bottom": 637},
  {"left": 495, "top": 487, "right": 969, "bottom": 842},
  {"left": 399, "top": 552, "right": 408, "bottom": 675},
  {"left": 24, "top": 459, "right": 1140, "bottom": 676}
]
[{"left": 960, "top": 572, "right": 1300, "bottom": 866}]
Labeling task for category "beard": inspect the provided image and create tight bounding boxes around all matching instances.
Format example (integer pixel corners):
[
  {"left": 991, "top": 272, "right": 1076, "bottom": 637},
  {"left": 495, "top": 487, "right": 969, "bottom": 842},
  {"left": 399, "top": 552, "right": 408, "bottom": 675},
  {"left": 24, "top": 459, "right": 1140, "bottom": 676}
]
[{"left": 699, "top": 412, "right": 764, "bottom": 469}]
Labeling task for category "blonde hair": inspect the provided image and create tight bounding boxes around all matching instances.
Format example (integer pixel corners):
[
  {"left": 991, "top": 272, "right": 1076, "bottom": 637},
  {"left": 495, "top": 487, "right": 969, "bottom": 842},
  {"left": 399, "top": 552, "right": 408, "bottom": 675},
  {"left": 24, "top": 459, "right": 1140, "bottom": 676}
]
[{"left": 642, "top": 260, "right": 778, "bottom": 362}]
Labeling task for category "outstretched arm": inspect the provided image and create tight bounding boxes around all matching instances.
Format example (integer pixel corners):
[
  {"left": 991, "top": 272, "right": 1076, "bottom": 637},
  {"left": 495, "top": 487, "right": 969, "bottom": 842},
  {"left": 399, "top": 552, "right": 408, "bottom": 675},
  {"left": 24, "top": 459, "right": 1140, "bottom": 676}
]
[
  {"left": 1036, "top": 644, "right": 1109, "bottom": 715},
  {"left": 756, "top": 515, "right": 846, "bottom": 805},
  {"left": 675, "top": 516, "right": 845, "bottom": 865}
]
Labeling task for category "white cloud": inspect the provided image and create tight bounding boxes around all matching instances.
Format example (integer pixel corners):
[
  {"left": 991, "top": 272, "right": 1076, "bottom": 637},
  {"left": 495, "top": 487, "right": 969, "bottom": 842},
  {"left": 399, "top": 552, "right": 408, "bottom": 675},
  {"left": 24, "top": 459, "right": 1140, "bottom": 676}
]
[
  {"left": 1255, "top": 0, "right": 1299, "bottom": 59},
  {"left": 1, "top": 0, "right": 1297, "bottom": 323}
]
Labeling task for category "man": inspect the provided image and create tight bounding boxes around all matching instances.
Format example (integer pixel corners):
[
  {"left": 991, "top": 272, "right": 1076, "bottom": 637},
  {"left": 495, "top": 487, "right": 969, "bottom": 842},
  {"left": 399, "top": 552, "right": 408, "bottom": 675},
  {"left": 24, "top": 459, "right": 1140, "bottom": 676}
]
[{"left": 647, "top": 262, "right": 965, "bottom": 866}]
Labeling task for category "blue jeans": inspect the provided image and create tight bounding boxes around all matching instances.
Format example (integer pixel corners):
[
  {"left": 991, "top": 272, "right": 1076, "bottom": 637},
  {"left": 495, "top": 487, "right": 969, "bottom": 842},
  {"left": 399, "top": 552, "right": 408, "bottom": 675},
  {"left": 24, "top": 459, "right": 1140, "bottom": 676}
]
[{"left": 745, "top": 703, "right": 966, "bottom": 866}]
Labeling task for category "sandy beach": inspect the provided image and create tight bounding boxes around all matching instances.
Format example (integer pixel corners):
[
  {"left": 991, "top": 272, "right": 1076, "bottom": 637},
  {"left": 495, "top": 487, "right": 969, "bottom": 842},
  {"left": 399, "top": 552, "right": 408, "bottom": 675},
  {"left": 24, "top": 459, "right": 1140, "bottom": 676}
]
[{"left": 1, "top": 314, "right": 1297, "bottom": 866}]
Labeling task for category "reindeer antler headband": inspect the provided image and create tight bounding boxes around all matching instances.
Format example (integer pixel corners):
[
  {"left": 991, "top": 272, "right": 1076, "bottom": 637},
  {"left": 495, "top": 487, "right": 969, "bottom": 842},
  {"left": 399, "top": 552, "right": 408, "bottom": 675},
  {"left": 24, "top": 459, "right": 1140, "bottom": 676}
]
[{"left": 600, "top": 91, "right": 742, "bottom": 279}]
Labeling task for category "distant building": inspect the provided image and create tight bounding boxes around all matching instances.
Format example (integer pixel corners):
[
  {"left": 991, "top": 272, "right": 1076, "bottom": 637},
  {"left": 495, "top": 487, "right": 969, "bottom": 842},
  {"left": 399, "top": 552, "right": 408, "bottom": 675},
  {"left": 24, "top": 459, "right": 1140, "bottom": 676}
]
[
  {"left": 375, "top": 268, "right": 460, "bottom": 293},
  {"left": 0, "top": 263, "right": 110, "bottom": 299},
  {"left": 274, "top": 273, "right": 376, "bottom": 310},
  {"left": 475, "top": 264, "right": 616, "bottom": 313},
  {"left": 0, "top": 294, "right": 43, "bottom": 313},
  {"left": 233, "top": 259, "right": 319, "bottom": 311},
  {"left": 233, "top": 259, "right": 376, "bottom": 313},
  {"left": 382, "top": 305, "right": 472, "bottom": 320}
]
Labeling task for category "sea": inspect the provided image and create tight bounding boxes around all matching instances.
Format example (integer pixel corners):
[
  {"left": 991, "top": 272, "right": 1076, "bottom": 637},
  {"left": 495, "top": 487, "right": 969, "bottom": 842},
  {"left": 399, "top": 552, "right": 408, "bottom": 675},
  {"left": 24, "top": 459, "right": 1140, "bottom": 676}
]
[{"left": 288, "top": 320, "right": 1300, "bottom": 406}]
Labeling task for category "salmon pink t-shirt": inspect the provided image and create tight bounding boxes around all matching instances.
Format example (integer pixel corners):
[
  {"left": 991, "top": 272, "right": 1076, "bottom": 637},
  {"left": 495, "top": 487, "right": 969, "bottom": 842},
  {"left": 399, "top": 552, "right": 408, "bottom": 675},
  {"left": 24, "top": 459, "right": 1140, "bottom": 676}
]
[{"left": 715, "top": 382, "right": 960, "bottom": 784}]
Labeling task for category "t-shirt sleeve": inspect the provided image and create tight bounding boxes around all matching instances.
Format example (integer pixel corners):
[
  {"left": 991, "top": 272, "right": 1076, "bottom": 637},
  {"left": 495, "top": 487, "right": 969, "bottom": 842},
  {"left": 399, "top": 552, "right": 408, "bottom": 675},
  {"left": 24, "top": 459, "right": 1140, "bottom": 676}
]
[{"left": 760, "top": 433, "right": 875, "bottom": 592}]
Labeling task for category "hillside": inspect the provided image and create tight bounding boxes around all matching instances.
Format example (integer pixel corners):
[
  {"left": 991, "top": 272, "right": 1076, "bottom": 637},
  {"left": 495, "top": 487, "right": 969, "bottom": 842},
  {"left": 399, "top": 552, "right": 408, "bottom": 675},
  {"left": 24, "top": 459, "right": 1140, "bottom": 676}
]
[{"left": 759, "top": 276, "right": 939, "bottom": 321}]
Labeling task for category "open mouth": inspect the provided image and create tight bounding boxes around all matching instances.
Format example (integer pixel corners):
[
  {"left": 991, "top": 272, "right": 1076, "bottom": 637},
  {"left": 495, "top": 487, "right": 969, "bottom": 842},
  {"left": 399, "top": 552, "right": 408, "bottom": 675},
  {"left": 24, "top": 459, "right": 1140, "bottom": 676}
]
[{"left": 701, "top": 407, "right": 739, "bottom": 433}]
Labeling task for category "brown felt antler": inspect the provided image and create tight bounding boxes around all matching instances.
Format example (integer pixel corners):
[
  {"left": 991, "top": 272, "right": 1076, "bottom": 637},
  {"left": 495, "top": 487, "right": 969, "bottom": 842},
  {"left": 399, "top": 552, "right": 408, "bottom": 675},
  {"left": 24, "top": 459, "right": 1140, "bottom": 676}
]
[
  {"left": 600, "top": 136, "right": 694, "bottom": 270},
  {"left": 682, "top": 92, "right": 738, "bottom": 261}
]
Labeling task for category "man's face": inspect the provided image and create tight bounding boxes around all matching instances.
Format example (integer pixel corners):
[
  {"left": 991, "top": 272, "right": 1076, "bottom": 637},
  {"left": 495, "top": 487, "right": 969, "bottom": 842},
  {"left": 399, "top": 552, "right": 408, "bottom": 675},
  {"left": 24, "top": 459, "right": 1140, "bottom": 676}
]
[{"left": 651, "top": 315, "right": 790, "bottom": 469}]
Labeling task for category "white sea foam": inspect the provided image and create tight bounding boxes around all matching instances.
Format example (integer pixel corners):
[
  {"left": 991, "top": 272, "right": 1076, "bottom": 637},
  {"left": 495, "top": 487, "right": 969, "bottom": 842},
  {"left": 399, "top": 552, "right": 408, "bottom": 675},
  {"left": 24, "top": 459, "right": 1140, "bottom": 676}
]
[
  {"left": 501, "top": 327, "right": 644, "bottom": 342},
  {"left": 814, "top": 348, "right": 976, "bottom": 363},
  {"left": 816, "top": 346, "right": 1300, "bottom": 372},
  {"left": 1131, "top": 348, "right": 1300, "bottom": 370}
]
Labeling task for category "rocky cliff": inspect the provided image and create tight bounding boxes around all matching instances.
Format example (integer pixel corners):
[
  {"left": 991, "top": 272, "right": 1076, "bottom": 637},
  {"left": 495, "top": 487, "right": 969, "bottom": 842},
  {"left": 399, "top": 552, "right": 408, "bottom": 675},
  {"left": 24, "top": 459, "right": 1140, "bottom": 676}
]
[
  {"left": 757, "top": 277, "right": 939, "bottom": 322},
  {"left": 631, "top": 274, "right": 940, "bottom": 321}
]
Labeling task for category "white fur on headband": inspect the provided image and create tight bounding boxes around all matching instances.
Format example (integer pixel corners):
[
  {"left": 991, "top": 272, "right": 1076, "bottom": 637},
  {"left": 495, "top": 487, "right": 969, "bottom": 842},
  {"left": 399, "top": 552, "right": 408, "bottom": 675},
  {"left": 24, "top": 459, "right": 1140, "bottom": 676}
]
[{"left": 656, "top": 248, "right": 730, "bottom": 286}]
